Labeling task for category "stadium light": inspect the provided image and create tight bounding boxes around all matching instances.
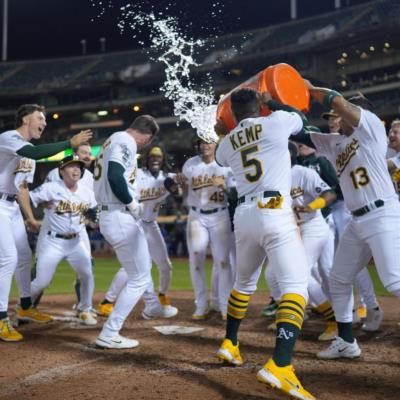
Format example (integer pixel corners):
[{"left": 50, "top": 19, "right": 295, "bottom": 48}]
[
  {"left": 52, "top": 113, "right": 60, "bottom": 120},
  {"left": 132, "top": 105, "right": 141, "bottom": 112},
  {"left": 97, "top": 110, "right": 108, "bottom": 116},
  {"left": 384, "top": 42, "right": 390, "bottom": 48}
]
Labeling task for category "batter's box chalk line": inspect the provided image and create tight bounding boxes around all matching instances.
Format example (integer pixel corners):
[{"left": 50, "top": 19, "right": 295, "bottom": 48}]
[{"left": 153, "top": 325, "right": 205, "bottom": 335}]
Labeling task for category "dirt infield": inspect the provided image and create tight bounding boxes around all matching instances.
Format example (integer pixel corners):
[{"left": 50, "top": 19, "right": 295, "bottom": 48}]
[{"left": 1, "top": 292, "right": 399, "bottom": 400}]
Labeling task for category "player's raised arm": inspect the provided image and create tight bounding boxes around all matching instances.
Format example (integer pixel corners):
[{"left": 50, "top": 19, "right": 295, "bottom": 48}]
[
  {"left": 17, "top": 129, "right": 93, "bottom": 160},
  {"left": 305, "top": 80, "right": 361, "bottom": 128}
]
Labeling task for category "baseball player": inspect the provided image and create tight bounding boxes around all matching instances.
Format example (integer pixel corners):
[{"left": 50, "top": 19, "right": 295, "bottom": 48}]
[
  {"left": 387, "top": 119, "right": 400, "bottom": 195},
  {"left": 93, "top": 115, "right": 169, "bottom": 349},
  {"left": 321, "top": 110, "right": 382, "bottom": 329},
  {"left": 178, "top": 137, "right": 235, "bottom": 320},
  {"left": 35, "top": 143, "right": 93, "bottom": 314},
  {"left": 20, "top": 155, "right": 97, "bottom": 325},
  {"left": 0, "top": 104, "right": 92, "bottom": 342},
  {"left": 215, "top": 88, "right": 315, "bottom": 400},
  {"left": 293, "top": 83, "right": 400, "bottom": 360},
  {"left": 97, "top": 145, "right": 180, "bottom": 317},
  {"left": 265, "top": 142, "right": 338, "bottom": 342}
]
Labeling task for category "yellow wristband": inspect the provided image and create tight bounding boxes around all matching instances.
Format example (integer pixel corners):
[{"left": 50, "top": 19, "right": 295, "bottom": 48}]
[{"left": 307, "top": 197, "right": 327, "bottom": 210}]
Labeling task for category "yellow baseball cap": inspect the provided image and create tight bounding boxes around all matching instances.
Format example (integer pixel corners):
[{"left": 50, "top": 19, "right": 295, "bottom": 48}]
[{"left": 148, "top": 146, "right": 163, "bottom": 157}]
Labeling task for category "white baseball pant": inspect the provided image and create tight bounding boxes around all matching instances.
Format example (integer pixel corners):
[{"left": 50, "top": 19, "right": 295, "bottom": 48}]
[
  {"left": 0, "top": 200, "right": 32, "bottom": 313},
  {"left": 330, "top": 199, "right": 400, "bottom": 322},
  {"left": 331, "top": 200, "right": 377, "bottom": 309},
  {"left": 264, "top": 215, "right": 329, "bottom": 307},
  {"left": 31, "top": 232, "right": 94, "bottom": 311},
  {"left": 234, "top": 201, "right": 309, "bottom": 301},
  {"left": 141, "top": 220, "right": 172, "bottom": 294},
  {"left": 98, "top": 209, "right": 152, "bottom": 337},
  {"left": 186, "top": 208, "right": 234, "bottom": 315}
]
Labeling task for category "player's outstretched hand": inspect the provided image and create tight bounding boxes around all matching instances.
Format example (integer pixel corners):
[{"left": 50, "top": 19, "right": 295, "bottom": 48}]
[
  {"left": 70, "top": 129, "right": 93, "bottom": 148},
  {"left": 175, "top": 173, "right": 187, "bottom": 186},
  {"left": 26, "top": 217, "right": 40, "bottom": 233},
  {"left": 259, "top": 92, "right": 273, "bottom": 104}
]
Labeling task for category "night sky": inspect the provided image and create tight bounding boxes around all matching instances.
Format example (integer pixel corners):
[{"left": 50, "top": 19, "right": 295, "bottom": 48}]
[{"left": 3, "top": 0, "right": 372, "bottom": 61}]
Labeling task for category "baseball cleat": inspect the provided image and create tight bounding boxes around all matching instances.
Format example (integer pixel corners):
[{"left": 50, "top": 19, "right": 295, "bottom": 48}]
[
  {"left": 0, "top": 318, "right": 23, "bottom": 342},
  {"left": 192, "top": 307, "right": 209, "bottom": 320},
  {"left": 317, "top": 336, "right": 361, "bottom": 359},
  {"left": 362, "top": 308, "right": 384, "bottom": 332},
  {"left": 97, "top": 302, "right": 114, "bottom": 317},
  {"left": 78, "top": 311, "right": 97, "bottom": 326},
  {"left": 142, "top": 305, "right": 178, "bottom": 320},
  {"left": 216, "top": 338, "right": 243, "bottom": 366},
  {"left": 257, "top": 358, "right": 316, "bottom": 400},
  {"left": 16, "top": 306, "right": 52, "bottom": 323},
  {"left": 261, "top": 301, "right": 278, "bottom": 317},
  {"left": 95, "top": 334, "right": 139, "bottom": 349},
  {"left": 318, "top": 321, "right": 338, "bottom": 342}
]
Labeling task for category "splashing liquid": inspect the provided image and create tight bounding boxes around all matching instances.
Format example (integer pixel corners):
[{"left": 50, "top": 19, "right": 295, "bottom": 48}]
[{"left": 117, "top": 5, "right": 219, "bottom": 143}]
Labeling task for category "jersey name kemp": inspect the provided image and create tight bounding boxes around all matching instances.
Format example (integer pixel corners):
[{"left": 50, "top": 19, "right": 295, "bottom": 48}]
[{"left": 228, "top": 123, "right": 262, "bottom": 151}]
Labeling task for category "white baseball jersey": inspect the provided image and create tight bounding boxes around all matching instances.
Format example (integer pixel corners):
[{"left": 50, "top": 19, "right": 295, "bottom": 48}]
[
  {"left": 216, "top": 111, "right": 303, "bottom": 197},
  {"left": 291, "top": 165, "right": 331, "bottom": 223},
  {"left": 0, "top": 130, "right": 35, "bottom": 195},
  {"left": 388, "top": 152, "right": 400, "bottom": 195},
  {"left": 136, "top": 168, "right": 174, "bottom": 222},
  {"left": 46, "top": 166, "right": 94, "bottom": 189},
  {"left": 311, "top": 109, "right": 397, "bottom": 211},
  {"left": 93, "top": 131, "right": 138, "bottom": 204},
  {"left": 30, "top": 180, "right": 96, "bottom": 235},
  {"left": 182, "top": 155, "right": 234, "bottom": 209}
]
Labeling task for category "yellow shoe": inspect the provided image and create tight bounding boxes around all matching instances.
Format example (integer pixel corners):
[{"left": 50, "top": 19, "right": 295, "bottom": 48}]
[
  {"left": 216, "top": 338, "right": 243, "bottom": 366},
  {"left": 0, "top": 318, "right": 23, "bottom": 342},
  {"left": 17, "top": 306, "right": 52, "bottom": 323},
  {"left": 158, "top": 294, "right": 171, "bottom": 307},
  {"left": 257, "top": 358, "right": 316, "bottom": 400},
  {"left": 97, "top": 302, "right": 114, "bottom": 317},
  {"left": 318, "top": 321, "right": 338, "bottom": 342},
  {"left": 357, "top": 306, "right": 367, "bottom": 319},
  {"left": 192, "top": 307, "right": 209, "bottom": 320}
]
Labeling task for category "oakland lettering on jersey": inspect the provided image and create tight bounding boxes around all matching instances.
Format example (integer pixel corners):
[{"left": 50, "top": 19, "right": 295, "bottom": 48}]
[
  {"left": 290, "top": 186, "right": 304, "bottom": 199},
  {"left": 192, "top": 174, "right": 224, "bottom": 190},
  {"left": 140, "top": 187, "right": 167, "bottom": 201},
  {"left": 55, "top": 200, "right": 90, "bottom": 216},
  {"left": 336, "top": 138, "right": 359, "bottom": 177},
  {"left": 229, "top": 124, "right": 262, "bottom": 151},
  {"left": 14, "top": 159, "right": 34, "bottom": 174}
]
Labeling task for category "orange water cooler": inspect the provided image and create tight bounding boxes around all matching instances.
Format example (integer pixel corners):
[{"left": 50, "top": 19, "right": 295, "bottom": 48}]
[{"left": 216, "top": 63, "right": 310, "bottom": 132}]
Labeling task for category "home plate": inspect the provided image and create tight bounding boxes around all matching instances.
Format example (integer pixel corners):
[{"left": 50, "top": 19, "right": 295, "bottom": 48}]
[{"left": 154, "top": 325, "right": 205, "bottom": 335}]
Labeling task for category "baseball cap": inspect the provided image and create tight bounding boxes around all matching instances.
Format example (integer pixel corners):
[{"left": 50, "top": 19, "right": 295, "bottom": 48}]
[
  {"left": 321, "top": 110, "right": 339, "bottom": 120},
  {"left": 59, "top": 154, "right": 85, "bottom": 175},
  {"left": 148, "top": 146, "right": 163, "bottom": 157}
]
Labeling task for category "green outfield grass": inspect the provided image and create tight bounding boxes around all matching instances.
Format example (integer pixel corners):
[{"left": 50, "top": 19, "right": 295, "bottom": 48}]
[{"left": 10, "top": 257, "right": 389, "bottom": 297}]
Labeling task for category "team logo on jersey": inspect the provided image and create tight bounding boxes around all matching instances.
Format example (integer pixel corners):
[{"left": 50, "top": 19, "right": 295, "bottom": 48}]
[
  {"left": 14, "top": 158, "right": 34, "bottom": 174},
  {"left": 290, "top": 186, "right": 304, "bottom": 199},
  {"left": 336, "top": 138, "right": 359, "bottom": 177},
  {"left": 192, "top": 174, "right": 224, "bottom": 190},
  {"left": 55, "top": 200, "right": 90, "bottom": 222},
  {"left": 140, "top": 187, "right": 167, "bottom": 201}
]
